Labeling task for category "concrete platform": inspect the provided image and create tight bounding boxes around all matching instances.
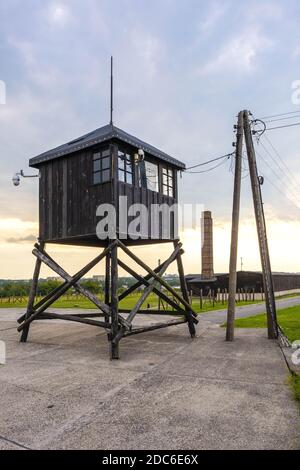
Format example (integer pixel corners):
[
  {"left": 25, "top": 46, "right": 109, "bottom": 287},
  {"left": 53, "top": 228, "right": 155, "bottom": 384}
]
[{"left": 0, "top": 311, "right": 299, "bottom": 450}]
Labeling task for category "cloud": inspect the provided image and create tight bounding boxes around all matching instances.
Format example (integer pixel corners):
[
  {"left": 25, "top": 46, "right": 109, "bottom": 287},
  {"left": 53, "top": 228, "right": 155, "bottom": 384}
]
[
  {"left": 47, "top": 3, "right": 73, "bottom": 27},
  {"left": 0, "top": 219, "right": 38, "bottom": 245},
  {"left": 198, "top": 2, "right": 227, "bottom": 33},
  {"left": 6, "top": 234, "right": 37, "bottom": 243},
  {"left": 247, "top": 3, "right": 283, "bottom": 22},
  {"left": 292, "top": 45, "right": 300, "bottom": 59},
  {"left": 129, "top": 28, "right": 165, "bottom": 79},
  {"left": 198, "top": 27, "right": 273, "bottom": 75},
  {"left": 7, "top": 35, "right": 63, "bottom": 89}
]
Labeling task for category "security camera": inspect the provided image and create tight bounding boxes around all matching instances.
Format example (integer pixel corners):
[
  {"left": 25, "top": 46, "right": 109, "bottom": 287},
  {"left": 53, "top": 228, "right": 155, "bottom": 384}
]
[
  {"left": 12, "top": 173, "right": 21, "bottom": 186},
  {"left": 12, "top": 169, "right": 40, "bottom": 187},
  {"left": 137, "top": 148, "right": 145, "bottom": 160}
]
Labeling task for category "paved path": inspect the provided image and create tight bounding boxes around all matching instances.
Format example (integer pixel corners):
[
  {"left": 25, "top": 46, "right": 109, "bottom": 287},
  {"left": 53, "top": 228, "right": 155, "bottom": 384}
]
[
  {"left": 0, "top": 310, "right": 299, "bottom": 450},
  {"left": 200, "top": 296, "right": 300, "bottom": 325},
  {"left": 1, "top": 296, "right": 300, "bottom": 325}
]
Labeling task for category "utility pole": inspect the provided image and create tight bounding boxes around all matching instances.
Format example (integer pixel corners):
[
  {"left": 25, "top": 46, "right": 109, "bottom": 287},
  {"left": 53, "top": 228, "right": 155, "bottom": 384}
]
[
  {"left": 226, "top": 111, "right": 244, "bottom": 341},
  {"left": 243, "top": 110, "right": 278, "bottom": 339},
  {"left": 240, "top": 257, "right": 243, "bottom": 271}
]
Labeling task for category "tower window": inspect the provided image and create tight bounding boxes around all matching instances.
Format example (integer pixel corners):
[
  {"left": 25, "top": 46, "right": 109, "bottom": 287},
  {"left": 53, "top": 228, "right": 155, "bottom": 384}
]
[
  {"left": 139, "top": 161, "right": 159, "bottom": 192},
  {"left": 93, "top": 148, "right": 111, "bottom": 184},
  {"left": 118, "top": 151, "right": 133, "bottom": 184},
  {"left": 162, "top": 167, "right": 174, "bottom": 197}
]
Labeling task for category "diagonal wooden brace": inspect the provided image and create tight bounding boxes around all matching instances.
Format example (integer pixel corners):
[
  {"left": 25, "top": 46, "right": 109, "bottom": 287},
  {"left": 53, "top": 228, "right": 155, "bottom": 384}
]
[
  {"left": 118, "top": 263, "right": 163, "bottom": 301},
  {"left": 117, "top": 239, "right": 198, "bottom": 323},
  {"left": 125, "top": 243, "right": 183, "bottom": 326},
  {"left": 32, "top": 245, "right": 111, "bottom": 317},
  {"left": 18, "top": 241, "right": 117, "bottom": 333},
  {"left": 18, "top": 280, "right": 68, "bottom": 324},
  {"left": 174, "top": 239, "right": 196, "bottom": 338},
  {"left": 117, "top": 259, "right": 185, "bottom": 314}
]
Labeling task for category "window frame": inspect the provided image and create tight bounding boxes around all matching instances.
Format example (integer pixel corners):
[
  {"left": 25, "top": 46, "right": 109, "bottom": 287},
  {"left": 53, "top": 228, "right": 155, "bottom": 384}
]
[
  {"left": 162, "top": 166, "right": 174, "bottom": 198},
  {"left": 118, "top": 149, "right": 134, "bottom": 185},
  {"left": 92, "top": 147, "right": 111, "bottom": 185},
  {"left": 138, "top": 159, "right": 160, "bottom": 193}
]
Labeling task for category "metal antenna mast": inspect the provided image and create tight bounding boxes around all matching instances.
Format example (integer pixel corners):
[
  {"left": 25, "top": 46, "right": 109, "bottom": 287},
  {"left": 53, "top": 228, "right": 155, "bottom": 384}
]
[{"left": 110, "top": 56, "right": 114, "bottom": 126}]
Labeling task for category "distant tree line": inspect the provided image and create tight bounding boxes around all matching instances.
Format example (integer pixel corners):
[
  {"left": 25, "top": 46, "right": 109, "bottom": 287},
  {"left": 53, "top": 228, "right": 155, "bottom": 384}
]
[{"left": 0, "top": 274, "right": 179, "bottom": 298}]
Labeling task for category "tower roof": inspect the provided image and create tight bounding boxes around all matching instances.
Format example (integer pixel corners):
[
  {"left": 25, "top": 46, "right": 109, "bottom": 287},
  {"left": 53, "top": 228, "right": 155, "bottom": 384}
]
[{"left": 29, "top": 124, "right": 186, "bottom": 170}]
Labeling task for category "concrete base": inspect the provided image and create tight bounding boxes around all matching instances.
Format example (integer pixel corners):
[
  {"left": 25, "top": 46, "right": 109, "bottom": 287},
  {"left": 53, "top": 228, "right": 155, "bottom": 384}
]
[{"left": 0, "top": 311, "right": 299, "bottom": 450}]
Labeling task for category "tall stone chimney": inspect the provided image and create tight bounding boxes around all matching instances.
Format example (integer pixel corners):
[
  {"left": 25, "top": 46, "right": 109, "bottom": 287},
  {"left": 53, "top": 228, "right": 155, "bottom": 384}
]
[{"left": 201, "top": 211, "right": 214, "bottom": 279}]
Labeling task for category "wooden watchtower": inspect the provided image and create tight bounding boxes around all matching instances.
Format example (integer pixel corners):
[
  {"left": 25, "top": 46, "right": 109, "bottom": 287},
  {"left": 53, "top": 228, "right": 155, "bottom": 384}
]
[{"left": 17, "top": 123, "right": 198, "bottom": 359}]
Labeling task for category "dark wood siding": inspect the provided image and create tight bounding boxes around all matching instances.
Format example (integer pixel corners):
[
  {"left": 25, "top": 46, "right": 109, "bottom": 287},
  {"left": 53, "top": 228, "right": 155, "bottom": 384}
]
[{"left": 38, "top": 138, "right": 179, "bottom": 246}]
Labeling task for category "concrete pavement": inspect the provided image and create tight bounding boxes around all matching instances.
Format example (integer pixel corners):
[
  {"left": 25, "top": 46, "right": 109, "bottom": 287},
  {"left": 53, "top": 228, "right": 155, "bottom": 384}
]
[{"left": 0, "top": 309, "right": 299, "bottom": 450}]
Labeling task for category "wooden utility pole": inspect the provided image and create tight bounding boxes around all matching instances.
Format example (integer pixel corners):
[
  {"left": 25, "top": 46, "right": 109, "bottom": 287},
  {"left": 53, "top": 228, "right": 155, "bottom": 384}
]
[
  {"left": 226, "top": 111, "right": 244, "bottom": 341},
  {"left": 243, "top": 110, "right": 278, "bottom": 339}
]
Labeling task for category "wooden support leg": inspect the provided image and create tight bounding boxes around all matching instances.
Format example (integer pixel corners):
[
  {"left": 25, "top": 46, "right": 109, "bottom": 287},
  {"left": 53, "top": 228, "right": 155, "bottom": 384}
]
[
  {"left": 20, "top": 242, "right": 45, "bottom": 342},
  {"left": 174, "top": 240, "right": 196, "bottom": 338},
  {"left": 110, "top": 242, "right": 120, "bottom": 359}
]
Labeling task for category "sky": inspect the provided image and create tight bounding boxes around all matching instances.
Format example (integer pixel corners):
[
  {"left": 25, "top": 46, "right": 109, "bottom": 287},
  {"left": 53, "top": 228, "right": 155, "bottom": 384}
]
[{"left": 0, "top": 0, "right": 300, "bottom": 279}]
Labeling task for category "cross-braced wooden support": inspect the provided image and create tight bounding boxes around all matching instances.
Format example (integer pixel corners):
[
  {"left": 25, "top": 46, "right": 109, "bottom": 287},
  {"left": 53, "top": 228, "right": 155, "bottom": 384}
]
[{"left": 17, "top": 240, "right": 198, "bottom": 359}]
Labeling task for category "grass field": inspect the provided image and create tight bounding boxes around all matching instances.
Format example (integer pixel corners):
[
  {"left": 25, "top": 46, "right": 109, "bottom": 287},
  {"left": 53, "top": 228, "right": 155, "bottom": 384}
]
[
  {"left": 232, "top": 305, "right": 300, "bottom": 343},
  {"left": 0, "top": 293, "right": 260, "bottom": 314},
  {"left": 290, "top": 374, "right": 300, "bottom": 409}
]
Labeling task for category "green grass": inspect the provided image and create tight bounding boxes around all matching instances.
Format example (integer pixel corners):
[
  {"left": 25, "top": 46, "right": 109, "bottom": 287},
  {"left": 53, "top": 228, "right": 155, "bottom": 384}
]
[
  {"left": 231, "top": 305, "right": 300, "bottom": 343},
  {"left": 290, "top": 374, "right": 300, "bottom": 409},
  {"left": 0, "top": 293, "right": 260, "bottom": 314}
]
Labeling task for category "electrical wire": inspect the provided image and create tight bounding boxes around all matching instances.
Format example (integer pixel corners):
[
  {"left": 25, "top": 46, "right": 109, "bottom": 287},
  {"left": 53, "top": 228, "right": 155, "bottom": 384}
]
[
  {"left": 266, "top": 121, "right": 300, "bottom": 131},
  {"left": 251, "top": 117, "right": 300, "bottom": 201},
  {"left": 255, "top": 148, "right": 300, "bottom": 211},
  {"left": 258, "top": 110, "right": 300, "bottom": 120},
  {"left": 255, "top": 142, "right": 300, "bottom": 204},
  {"left": 185, "top": 152, "right": 234, "bottom": 170},
  {"left": 257, "top": 141, "right": 300, "bottom": 201},
  {"left": 260, "top": 172, "right": 300, "bottom": 212},
  {"left": 263, "top": 134, "right": 300, "bottom": 187},
  {"left": 264, "top": 114, "right": 300, "bottom": 124},
  {"left": 185, "top": 155, "right": 231, "bottom": 174}
]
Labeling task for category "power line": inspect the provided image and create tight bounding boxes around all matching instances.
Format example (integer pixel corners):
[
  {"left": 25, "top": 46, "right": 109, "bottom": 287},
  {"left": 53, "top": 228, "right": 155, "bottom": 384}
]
[
  {"left": 264, "top": 114, "right": 300, "bottom": 124},
  {"left": 254, "top": 116, "right": 300, "bottom": 191},
  {"left": 255, "top": 148, "right": 300, "bottom": 211},
  {"left": 257, "top": 140, "right": 300, "bottom": 200},
  {"left": 258, "top": 110, "right": 300, "bottom": 120},
  {"left": 263, "top": 134, "right": 300, "bottom": 187},
  {"left": 266, "top": 121, "right": 300, "bottom": 131},
  {"left": 256, "top": 146, "right": 300, "bottom": 205},
  {"left": 261, "top": 172, "right": 300, "bottom": 212},
  {"left": 251, "top": 118, "right": 300, "bottom": 197},
  {"left": 185, "top": 152, "right": 234, "bottom": 170},
  {"left": 185, "top": 156, "right": 231, "bottom": 174}
]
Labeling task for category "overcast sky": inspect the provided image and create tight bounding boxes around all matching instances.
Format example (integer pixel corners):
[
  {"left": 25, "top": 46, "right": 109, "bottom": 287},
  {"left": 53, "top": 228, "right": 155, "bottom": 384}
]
[{"left": 1, "top": 0, "right": 300, "bottom": 278}]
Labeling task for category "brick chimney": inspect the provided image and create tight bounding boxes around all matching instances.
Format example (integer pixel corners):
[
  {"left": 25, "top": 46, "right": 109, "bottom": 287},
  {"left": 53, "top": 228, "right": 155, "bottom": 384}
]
[{"left": 201, "top": 211, "right": 214, "bottom": 279}]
